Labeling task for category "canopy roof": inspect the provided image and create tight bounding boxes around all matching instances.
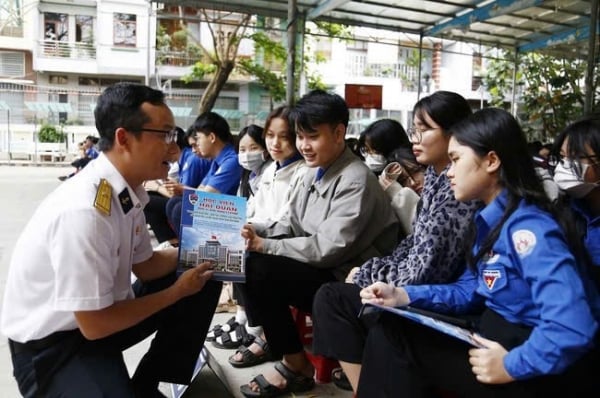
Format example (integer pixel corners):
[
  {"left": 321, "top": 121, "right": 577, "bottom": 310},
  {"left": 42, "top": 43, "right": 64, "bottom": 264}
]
[{"left": 157, "top": 0, "right": 595, "bottom": 58}]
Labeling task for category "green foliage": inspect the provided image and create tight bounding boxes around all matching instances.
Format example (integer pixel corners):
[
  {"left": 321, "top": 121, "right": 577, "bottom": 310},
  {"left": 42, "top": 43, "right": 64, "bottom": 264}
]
[
  {"left": 38, "top": 124, "right": 65, "bottom": 143},
  {"left": 311, "top": 21, "right": 353, "bottom": 40},
  {"left": 183, "top": 62, "right": 217, "bottom": 83},
  {"left": 484, "top": 49, "right": 597, "bottom": 142},
  {"left": 171, "top": 30, "right": 188, "bottom": 50},
  {"left": 237, "top": 58, "right": 286, "bottom": 102}
]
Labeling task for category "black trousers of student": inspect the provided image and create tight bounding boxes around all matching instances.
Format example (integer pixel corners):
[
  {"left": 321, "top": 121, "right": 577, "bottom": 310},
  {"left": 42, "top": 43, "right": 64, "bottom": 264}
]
[
  {"left": 9, "top": 274, "right": 222, "bottom": 398},
  {"left": 242, "top": 252, "right": 336, "bottom": 358},
  {"left": 312, "top": 282, "right": 378, "bottom": 363},
  {"left": 358, "top": 310, "right": 600, "bottom": 398},
  {"left": 144, "top": 192, "right": 177, "bottom": 243}
]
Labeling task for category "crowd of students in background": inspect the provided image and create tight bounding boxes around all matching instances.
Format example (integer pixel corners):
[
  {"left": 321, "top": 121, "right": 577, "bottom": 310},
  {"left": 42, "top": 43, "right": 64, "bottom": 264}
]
[
  {"left": 9, "top": 83, "right": 599, "bottom": 397},
  {"left": 145, "top": 90, "right": 599, "bottom": 398}
]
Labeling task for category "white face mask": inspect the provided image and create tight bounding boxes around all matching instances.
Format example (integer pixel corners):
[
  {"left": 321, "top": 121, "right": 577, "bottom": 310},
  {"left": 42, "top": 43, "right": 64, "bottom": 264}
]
[
  {"left": 364, "top": 153, "right": 387, "bottom": 172},
  {"left": 238, "top": 151, "right": 264, "bottom": 171},
  {"left": 553, "top": 161, "right": 599, "bottom": 198}
]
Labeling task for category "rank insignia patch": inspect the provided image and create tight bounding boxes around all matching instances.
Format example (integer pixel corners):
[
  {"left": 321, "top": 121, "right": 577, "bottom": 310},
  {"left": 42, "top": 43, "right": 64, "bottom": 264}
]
[
  {"left": 94, "top": 178, "right": 112, "bottom": 216},
  {"left": 483, "top": 269, "right": 501, "bottom": 290},
  {"left": 119, "top": 188, "right": 133, "bottom": 214}
]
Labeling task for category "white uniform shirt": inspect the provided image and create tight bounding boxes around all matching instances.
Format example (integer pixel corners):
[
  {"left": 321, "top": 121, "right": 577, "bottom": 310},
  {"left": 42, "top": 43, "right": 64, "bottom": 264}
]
[
  {"left": 247, "top": 158, "right": 306, "bottom": 223},
  {"left": 1, "top": 153, "right": 153, "bottom": 342}
]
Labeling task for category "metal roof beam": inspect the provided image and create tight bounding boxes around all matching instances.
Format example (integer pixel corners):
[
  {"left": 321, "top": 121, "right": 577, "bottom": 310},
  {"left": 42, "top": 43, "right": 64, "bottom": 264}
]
[
  {"left": 426, "top": 0, "right": 545, "bottom": 36},
  {"left": 307, "top": 0, "right": 350, "bottom": 20},
  {"left": 518, "top": 23, "right": 593, "bottom": 52}
]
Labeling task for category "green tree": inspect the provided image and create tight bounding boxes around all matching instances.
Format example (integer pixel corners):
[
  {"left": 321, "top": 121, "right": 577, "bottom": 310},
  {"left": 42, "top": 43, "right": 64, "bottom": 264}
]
[
  {"left": 484, "top": 49, "right": 598, "bottom": 142},
  {"left": 178, "top": 11, "right": 350, "bottom": 111},
  {"left": 180, "top": 10, "right": 252, "bottom": 114}
]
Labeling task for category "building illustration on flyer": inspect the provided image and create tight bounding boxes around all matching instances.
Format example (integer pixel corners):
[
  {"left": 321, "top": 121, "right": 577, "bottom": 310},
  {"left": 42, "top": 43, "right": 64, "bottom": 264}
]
[{"left": 178, "top": 189, "right": 247, "bottom": 282}]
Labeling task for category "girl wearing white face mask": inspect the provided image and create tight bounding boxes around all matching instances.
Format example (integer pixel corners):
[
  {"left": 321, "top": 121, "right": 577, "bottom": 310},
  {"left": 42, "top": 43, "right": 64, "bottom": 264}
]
[
  {"left": 358, "top": 119, "right": 411, "bottom": 174},
  {"left": 237, "top": 124, "right": 272, "bottom": 198},
  {"left": 551, "top": 115, "right": 600, "bottom": 272}
]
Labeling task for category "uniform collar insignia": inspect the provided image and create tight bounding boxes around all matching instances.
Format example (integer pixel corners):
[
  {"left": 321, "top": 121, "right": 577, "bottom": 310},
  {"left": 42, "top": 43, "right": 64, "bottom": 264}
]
[{"left": 118, "top": 188, "right": 133, "bottom": 214}]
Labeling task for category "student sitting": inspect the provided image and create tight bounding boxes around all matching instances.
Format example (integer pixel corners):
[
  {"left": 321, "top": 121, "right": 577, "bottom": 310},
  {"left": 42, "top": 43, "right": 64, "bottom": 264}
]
[
  {"left": 358, "top": 118, "right": 411, "bottom": 174},
  {"left": 220, "top": 106, "right": 307, "bottom": 367},
  {"left": 166, "top": 112, "right": 242, "bottom": 235},
  {"left": 550, "top": 114, "right": 600, "bottom": 278},
  {"left": 238, "top": 90, "right": 399, "bottom": 397},
  {"left": 359, "top": 108, "right": 600, "bottom": 397},
  {"left": 311, "top": 91, "right": 477, "bottom": 393},
  {"left": 144, "top": 126, "right": 211, "bottom": 246},
  {"left": 378, "top": 146, "right": 427, "bottom": 236}
]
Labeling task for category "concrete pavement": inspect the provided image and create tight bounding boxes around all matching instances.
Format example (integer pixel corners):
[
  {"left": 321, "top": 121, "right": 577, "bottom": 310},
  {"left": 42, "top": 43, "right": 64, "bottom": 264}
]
[{"left": 0, "top": 165, "right": 352, "bottom": 398}]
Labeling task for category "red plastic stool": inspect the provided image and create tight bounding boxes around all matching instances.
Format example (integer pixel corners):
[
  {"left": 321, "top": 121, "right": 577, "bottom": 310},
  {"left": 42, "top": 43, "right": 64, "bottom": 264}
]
[
  {"left": 290, "top": 307, "right": 313, "bottom": 345},
  {"left": 290, "top": 307, "right": 340, "bottom": 383}
]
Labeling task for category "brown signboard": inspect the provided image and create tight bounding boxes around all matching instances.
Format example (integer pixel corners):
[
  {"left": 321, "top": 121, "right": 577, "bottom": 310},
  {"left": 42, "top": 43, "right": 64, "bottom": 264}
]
[{"left": 345, "top": 84, "right": 383, "bottom": 109}]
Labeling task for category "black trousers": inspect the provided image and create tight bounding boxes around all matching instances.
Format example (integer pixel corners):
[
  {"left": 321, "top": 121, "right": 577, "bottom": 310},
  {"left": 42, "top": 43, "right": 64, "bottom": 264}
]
[
  {"left": 312, "top": 282, "right": 378, "bottom": 363},
  {"left": 242, "top": 253, "right": 336, "bottom": 357},
  {"left": 358, "top": 310, "right": 600, "bottom": 398},
  {"left": 143, "top": 192, "right": 177, "bottom": 243},
  {"left": 9, "top": 274, "right": 222, "bottom": 398}
]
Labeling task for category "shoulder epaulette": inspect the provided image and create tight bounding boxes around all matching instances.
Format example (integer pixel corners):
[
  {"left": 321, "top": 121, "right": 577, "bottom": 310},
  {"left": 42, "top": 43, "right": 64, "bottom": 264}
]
[{"left": 94, "top": 178, "right": 112, "bottom": 216}]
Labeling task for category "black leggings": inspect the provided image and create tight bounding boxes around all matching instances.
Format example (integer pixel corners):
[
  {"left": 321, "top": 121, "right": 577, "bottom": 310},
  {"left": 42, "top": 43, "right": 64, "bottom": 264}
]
[{"left": 358, "top": 310, "right": 600, "bottom": 398}]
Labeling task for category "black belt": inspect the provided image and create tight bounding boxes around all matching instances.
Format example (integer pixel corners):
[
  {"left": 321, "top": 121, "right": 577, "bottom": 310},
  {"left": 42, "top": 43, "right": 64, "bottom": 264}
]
[{"left": 8, "top": 330, "right": 78, "bottom": 355}]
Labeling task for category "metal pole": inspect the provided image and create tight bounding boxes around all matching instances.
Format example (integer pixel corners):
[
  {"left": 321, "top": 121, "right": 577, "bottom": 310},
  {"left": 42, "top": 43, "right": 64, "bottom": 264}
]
[
  {"left": 584, "top": 0, "right": 599, "bottom": 115},
  {"left": 417, "top": 34, "right": 424, "bottom": 100},
  {"left": 510, "top": 48, "right": 519, "bottom": 117},
  {"left": 7, "top": 109, "right": 10, "bottom": 166},
  {"left": 286, "top": 0, "right": 298, "bottom": 106},
  {"left": 145, "top": 0, "right": 152, "bottom": 86}
]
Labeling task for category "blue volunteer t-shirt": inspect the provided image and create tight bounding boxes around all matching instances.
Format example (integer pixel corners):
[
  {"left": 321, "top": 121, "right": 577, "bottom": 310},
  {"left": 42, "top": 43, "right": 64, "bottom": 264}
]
[{"left": 200, "top": 144, "right": 242, "bottom": 195}]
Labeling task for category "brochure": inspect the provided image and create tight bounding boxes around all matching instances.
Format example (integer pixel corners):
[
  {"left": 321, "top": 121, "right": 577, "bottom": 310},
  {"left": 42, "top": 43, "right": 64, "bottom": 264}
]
[
  {"left": 359, "top": 302, "right": 484, "bottom": 347},
  {"left": 178, "top": 189, "right": 247, "bottom": 282}
]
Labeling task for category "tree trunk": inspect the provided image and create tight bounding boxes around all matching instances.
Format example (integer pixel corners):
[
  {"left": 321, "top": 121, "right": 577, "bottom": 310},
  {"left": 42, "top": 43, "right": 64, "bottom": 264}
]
[{"left": 198, "top": 61, "right": 235, "bottom": 114}]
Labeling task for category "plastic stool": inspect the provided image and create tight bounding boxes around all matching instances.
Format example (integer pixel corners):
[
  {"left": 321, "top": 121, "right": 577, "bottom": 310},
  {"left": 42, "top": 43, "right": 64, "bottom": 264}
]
[
  {"left": 290, "top": 307, "right": 339, "bottom": 383},
  {"left": 290, "top": 307, "right": 313, "bottom": 345}
]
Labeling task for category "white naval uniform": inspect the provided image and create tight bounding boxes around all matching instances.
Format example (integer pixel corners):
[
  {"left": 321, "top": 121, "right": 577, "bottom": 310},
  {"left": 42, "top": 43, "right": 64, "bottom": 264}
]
[{"left": 1, "top": 153, "right": 153, "bottom": 343}]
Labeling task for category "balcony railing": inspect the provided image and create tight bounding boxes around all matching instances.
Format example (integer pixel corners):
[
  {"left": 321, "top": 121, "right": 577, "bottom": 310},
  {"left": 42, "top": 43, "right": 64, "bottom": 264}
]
[
  {"left": 157, "top": 50, "right": 199, "bottom": 66},
  {"left": 38, "top": 40, "right": 96, "bottom": 60}
]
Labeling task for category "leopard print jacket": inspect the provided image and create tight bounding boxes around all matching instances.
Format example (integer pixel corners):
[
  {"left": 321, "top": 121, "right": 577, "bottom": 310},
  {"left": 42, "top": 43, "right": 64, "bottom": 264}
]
[{"left": 353, "top": 165, "right": 479, "bottom": 288}]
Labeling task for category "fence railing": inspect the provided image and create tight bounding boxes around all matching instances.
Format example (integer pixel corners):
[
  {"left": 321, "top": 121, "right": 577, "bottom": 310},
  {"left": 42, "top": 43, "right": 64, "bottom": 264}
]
[{"left": 38, "top": 40, "right": 96, "bottom": 60}]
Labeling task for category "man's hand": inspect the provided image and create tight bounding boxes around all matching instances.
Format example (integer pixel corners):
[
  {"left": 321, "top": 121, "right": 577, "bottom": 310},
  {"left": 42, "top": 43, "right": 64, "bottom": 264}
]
[
  {"left": 360, "top": 281, "right": 409, "bottom": 307},
  {"left": 241, "top": 224, "right": 264, "bottom": 253},
  {"left": 163, "top": 180, "right": 183, "bottom": 197},
  {"left": 173, "top": 262, "right": 214, "bottom": 299},
  {"left": 468, "top": 335, "right": 513, "bottom": 384}
]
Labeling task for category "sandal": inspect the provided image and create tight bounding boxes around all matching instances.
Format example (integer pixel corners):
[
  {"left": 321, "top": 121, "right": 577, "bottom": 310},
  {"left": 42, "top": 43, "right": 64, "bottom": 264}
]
[
  {"left": 212, "top": 324, "right": 254, "bottom": 349},
  {"left": 228, "top": 336, "right": 273, "bottom": 368},
  {"left": 331, "top": 367, "right": 353, "bottom": 391},
  {"left": 206, "top": 316, "right": 238, "bottom": 342},
  {"left": 240, "top": 360, "right": 315, "bottom": 398}
]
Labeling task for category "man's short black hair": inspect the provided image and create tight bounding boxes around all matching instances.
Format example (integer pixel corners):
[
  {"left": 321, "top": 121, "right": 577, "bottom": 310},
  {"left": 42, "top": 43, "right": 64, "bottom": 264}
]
[
  {"left": 289, "top": 89, "right": 349, "bottom": 134},
  {"left": 94, "top": 83, "right": 166, "bottom": 151},
  {"left": 192, "top": 112, "right": 234, "bottom": 144}
]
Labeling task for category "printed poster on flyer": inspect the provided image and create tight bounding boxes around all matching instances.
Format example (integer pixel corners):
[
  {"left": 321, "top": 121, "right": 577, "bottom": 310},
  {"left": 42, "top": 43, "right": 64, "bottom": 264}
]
[{"left": 178, "top": 189, "right": 247, "bottom": 282}]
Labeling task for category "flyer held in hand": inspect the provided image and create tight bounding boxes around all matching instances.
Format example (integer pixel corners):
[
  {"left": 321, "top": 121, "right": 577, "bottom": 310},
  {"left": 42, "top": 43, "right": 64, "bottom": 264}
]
[{"left": 178, "top": 189, "right": 247, "bottom": 282}]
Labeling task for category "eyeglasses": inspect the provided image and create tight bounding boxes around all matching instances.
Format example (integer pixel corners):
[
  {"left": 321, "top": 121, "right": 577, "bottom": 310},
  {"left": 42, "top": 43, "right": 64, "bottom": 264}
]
[
  {"left": 141, "top": 128, "right": 178, "bottom": 144},
  {"left": 548, "top": 154, "right": 599, "bottom": 168},
  {"left": 407, "top": 126, "right": 437, "bottom": 143}
]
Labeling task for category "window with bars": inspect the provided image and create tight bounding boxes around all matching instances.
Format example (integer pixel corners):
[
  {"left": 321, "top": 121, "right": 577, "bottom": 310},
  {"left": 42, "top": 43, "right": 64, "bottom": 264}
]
[
  {"left": 114, "top": 13, "right": 137, "bottom": 47},
  {"left": 0, "top": 51, "right": 24, "bottom": 77}
]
